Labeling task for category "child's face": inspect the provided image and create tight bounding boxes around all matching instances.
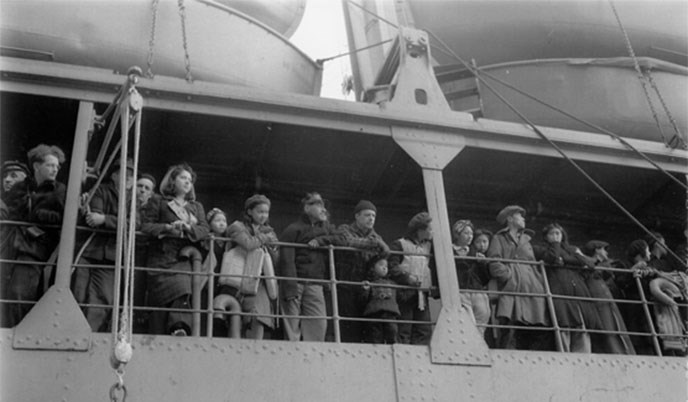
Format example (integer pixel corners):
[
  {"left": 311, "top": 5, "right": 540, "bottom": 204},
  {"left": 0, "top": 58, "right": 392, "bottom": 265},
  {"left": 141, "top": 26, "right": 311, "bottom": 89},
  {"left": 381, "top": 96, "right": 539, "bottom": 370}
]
[
  {"left": 372, "top": 259, "right": 388, "bottom": 278},
  {"left": 473, "top": 234, "right": 490, "bottom": 253},
  {"left": 210, "top": 214, "right": 227, "bottom": 235},
  {"left": 248, "top": 203, "right": 270, "bottom": 226},
  {"left": 546, "top": 228, "right": 562, "bottom": 244}
]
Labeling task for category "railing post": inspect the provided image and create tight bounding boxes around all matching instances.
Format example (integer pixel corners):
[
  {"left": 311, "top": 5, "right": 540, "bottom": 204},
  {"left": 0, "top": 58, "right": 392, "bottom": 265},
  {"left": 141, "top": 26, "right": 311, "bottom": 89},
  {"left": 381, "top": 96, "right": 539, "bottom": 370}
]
[
  {"left": 538, "top": 262, "right": 564, "bottom": 352},
  {"left": 635, "top": 276, "right": 663, "bottom": 356},
  {"left": 328, "top": 245, "right": 341, "bottom": 343},
  {"left": 206, "top": 238, "right": 215, "bottom": 337}
]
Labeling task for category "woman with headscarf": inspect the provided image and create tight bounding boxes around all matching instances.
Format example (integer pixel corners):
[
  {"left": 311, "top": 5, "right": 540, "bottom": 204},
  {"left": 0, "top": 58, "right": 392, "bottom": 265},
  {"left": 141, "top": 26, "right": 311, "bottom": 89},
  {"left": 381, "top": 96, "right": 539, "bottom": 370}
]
[
  {"left": 534, "top": 223, "right": 602, "bottom": 353},
  {"left": 141, "top": 163, "right": 209, "bottom": 336}
]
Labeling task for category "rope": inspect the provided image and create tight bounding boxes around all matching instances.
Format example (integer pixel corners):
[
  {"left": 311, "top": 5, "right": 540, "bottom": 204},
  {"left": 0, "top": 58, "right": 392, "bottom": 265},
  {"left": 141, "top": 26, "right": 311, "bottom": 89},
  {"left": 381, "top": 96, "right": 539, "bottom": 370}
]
[
  {"left": 345, "top": 0, "right": 398, "bottom": 29},
  {"left": 426, "top": 30, "right": 687, "bottom": 271},
  {"left": 146, "top": 0, "right": 159, "bottom": 78},
  {"left": 645, "top": 69, "right": 686, "bottom": 149},
  {"left": 469, "top": 66, "right": 688, "bottom": 191},
  {"left": 178, "top": 0, "right": 193, "bottom": 82},
  {"left": 317, "top": 39, "right": 393, "bottom": 64},
  {"left": 608, "top": 1, "right": 671, "bottom": 146}
]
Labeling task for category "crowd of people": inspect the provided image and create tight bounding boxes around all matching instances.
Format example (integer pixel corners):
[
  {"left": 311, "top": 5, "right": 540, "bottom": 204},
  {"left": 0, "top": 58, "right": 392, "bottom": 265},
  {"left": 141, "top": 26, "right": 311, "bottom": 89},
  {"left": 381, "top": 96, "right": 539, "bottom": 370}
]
[{"left": 1, "top": 144, "right": 686, "bottom": 356}]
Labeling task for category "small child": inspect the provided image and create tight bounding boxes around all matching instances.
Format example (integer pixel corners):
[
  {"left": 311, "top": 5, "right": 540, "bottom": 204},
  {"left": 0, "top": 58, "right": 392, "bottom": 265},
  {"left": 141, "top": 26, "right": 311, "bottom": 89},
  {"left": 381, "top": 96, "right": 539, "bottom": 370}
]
[{"left": 361, "top": 255, "right": 400, "bottom": 344}]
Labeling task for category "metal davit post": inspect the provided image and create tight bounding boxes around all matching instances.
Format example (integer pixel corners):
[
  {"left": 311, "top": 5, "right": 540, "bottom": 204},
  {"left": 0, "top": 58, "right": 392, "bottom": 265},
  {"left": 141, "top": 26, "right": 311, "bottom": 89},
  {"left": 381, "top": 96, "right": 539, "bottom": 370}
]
[
  {"left": 12, "top": 102, "right": 94, "bottom": 351},
  {"left": 387, "top": 27, "right": 490, "bottom": 366}
]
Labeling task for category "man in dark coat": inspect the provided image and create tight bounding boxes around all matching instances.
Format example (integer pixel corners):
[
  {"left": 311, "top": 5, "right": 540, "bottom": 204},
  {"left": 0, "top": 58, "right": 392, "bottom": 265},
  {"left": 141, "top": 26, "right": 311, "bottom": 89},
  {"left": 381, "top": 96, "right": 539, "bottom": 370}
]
[
  {"left": 487, "top": 205, "right": 550, "bottom": 350},
  {"left": 279, "top": 192, "right": 339, "bottom": 341},
  {"left": 334, "top": 200, "right": 389, "bottom": 342},
  {"left": 77, "top": 160, "right": 134, "bottom": 332},
  {"left": 4, "top": 144, "right": 66, "bottom": 327}
]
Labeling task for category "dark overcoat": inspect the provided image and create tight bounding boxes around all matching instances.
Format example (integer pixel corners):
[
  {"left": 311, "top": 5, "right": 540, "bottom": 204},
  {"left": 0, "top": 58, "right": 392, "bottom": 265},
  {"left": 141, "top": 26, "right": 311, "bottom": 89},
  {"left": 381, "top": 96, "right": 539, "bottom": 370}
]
[{"left": 141, "top": 196, "right": 209, "bottom": 306}]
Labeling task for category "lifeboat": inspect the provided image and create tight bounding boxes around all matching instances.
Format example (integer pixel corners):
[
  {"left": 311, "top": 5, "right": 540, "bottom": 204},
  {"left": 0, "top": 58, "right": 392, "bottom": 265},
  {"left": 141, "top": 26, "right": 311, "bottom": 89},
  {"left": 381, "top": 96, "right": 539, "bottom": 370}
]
[{"left": 0, "top": 0, "right": 322, "bottom": 94}]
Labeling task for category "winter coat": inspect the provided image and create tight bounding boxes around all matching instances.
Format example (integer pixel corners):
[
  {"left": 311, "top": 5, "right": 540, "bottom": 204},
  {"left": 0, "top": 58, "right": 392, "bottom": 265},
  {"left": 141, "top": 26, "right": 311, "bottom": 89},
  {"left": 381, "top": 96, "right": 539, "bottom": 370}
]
[
  {"left": 454, "top": 246, "right": 490, "bottom": 291},
  {"left": 362, "top": 278, "right": 400, "bottom": 317},
  {"left": 278, "top": 214, "right": 339, "bottom": 299},
  {"left": 80, "top": 181, "right": 130, "bottom": 262},
  {"left": 487, "top": 228, "right": 549, "bottom": 326},
  {"left": 335, "top": 222, "right": 387, "bottom": 283},
  {"left": 4, "top": 178, "right": 65, "bottom": 260},
  {"left": 141, "top": 196, "right": 209, "bottom": 306},
  {"left": 534, "top": 242, "right": 602, "bottom": 329}
]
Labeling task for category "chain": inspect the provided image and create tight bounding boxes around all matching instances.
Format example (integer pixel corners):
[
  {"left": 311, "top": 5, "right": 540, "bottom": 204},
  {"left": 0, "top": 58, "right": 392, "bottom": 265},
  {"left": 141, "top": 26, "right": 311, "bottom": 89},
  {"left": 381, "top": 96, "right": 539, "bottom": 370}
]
[
  {"left": 645, "top": 68, "right": 686, "bottom": 149},
  {"left": 608, "top": 0, "right": 670, "bottom": 145},
  {"left": 178, "top": 0, "right": 193, "bottom": 82},
  {"left": 146, "top": 0, "right": 159, "bottom": 79},
  {"left": 109, "top": 368, "right": 128, "bottom": 402}
]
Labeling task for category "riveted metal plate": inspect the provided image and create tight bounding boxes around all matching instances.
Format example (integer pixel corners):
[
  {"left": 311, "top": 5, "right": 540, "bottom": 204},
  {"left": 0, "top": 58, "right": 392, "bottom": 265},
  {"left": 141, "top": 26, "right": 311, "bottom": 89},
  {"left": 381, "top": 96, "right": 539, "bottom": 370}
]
[
  {"left": 12, "top": 286, "right": 90, "bottom": 351},
  {"left": 430, "top": 306, "right": 491, "bottom": 366}
]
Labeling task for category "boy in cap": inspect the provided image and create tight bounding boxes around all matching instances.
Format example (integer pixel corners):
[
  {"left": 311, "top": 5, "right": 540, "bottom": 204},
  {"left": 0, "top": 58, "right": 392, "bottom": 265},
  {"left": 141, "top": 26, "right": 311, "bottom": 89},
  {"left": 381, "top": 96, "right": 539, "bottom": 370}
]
[
  {"left": 278, "top": 192, "right": 340, "bottom": 341},
  {"left": 486, "top": 205, "right": 550, "bottom": 350},
  {"left": 334, "top": 199, "right": 390, "bottom": 342},
  {"left": 388, "top": 212, "right": 435, "bottom": 345}
]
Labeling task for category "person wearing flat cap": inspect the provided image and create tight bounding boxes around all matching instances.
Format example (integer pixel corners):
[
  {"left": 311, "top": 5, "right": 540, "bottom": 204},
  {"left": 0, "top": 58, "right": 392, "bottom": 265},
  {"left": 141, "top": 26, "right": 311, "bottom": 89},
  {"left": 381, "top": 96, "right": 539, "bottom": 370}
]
[
  {"left": 486, "top": 205, "right": 550, "bottom": 350},
  {"left": 334, "top": 199, "right": 390, "bottom": 342},
  {"left": 2, "top": 160, "right": 29, "bottom": 194},
  {"left": 278, "top": 192, "right": 341, "bottom": 342},
  {"left": 582, "top": 239, "right": 635, "bottom": 355},
  {"left": 388, "top": 212, "right": 435, "bottom": 345},
  {"left": 75, "top": 157, "right": 135, "bottom": 332}
]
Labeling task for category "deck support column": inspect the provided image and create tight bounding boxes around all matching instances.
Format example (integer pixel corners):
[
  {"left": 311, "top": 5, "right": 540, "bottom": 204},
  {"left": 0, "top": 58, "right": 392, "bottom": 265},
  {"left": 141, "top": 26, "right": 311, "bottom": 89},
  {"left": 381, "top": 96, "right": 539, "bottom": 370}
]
[{"left": 13, "top": 101, "right": 94, "bottom": 351}]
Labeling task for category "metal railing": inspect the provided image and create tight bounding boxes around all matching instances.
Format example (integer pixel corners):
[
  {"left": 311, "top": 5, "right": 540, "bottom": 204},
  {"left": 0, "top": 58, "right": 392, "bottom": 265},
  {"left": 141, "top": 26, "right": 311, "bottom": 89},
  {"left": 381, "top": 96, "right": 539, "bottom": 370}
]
[{"left": 2, "top": 219, "right": 686, "bottom": 355}]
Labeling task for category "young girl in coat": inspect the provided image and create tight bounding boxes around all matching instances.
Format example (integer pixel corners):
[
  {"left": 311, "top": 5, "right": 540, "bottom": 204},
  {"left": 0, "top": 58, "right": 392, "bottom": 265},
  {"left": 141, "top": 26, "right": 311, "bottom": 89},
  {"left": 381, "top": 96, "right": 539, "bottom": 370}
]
[
  {"left": 141, "top": 163, "right": 209, "bottom": 336},
  {"left": 218, "top": 194, "right": 278, "bottom": 340},
  {"left": 534, "top": 223, "right": 602, "bottom": 353},
  {"left": 361, "top": 254, "right": 400, "bottom": 344}
]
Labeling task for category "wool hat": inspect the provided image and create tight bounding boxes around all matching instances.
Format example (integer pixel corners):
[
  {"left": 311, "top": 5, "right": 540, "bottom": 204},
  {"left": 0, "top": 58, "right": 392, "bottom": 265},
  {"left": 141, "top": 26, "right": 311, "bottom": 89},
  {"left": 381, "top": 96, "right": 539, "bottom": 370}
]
[
  {"left": 408, "top": 212, "right": 432, "bottom": 232},
  {"left": 583, "top": 240, "right": 609, "bottom": 257},
  {"left": 206, "top": 207, "right": 226, "bottom": 223},
  {"left": 354, "top": 200, "right": 376, "bottom": 214},
  {"left": 245, "top": 194, "right": 271, "bottom": 210},
  {"left": 627, "top": 239, "right": 649, "bottom": 260},
  {"left": 496, "top": 205, "right": 525, "bottom": 225},
  {"left": 138, "top": 173, "right": 157, "bottom": 189},
  {"left": 108, "top": 158, "right": 134, "bottom": 177},
  {"left": 2, "top": 160, "right": 29, "bottom": 177}
]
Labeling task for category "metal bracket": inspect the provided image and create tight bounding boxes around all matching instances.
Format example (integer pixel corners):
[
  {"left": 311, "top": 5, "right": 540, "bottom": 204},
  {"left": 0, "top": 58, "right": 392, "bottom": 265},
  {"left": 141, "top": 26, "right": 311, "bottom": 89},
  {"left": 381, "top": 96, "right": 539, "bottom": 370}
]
[
  {"left": 389, "top": 28, "right": 451, "bottom": 110},
  {"left": 13, "top": 286, "right": 90, "bottom": 350},
  {"left": 430, "top": 306, "right": 491, "bottom": 366},
  {"left": 392, "top": 126, "right": 465, "bottom": 170}
]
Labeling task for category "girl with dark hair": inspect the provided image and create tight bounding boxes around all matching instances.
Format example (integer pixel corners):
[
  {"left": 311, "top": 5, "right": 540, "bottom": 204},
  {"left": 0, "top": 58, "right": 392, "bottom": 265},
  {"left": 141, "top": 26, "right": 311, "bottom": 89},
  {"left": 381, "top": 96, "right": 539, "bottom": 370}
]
[
  {"left": 141, "top": 164, "right": 209, "bottom": 336},
  {"left": 534, "top": 223, "right": 602, "bottom": 353},
  {"left": 219, "top": 194, "right": 278, "bottom": 339}
]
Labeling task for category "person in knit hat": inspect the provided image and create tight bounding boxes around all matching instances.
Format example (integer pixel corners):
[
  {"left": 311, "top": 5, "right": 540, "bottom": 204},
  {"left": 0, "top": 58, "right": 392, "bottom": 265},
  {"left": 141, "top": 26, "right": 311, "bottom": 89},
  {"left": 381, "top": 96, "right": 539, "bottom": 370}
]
[
  {"left": 486, "top": 205, "right": 550, "bottom": 350},
  {"left": 388, "top": 212, "right": 434, "bottom": 345},
  {"left": 333, "top": 199, "right": 390, "bottom": 342}
]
